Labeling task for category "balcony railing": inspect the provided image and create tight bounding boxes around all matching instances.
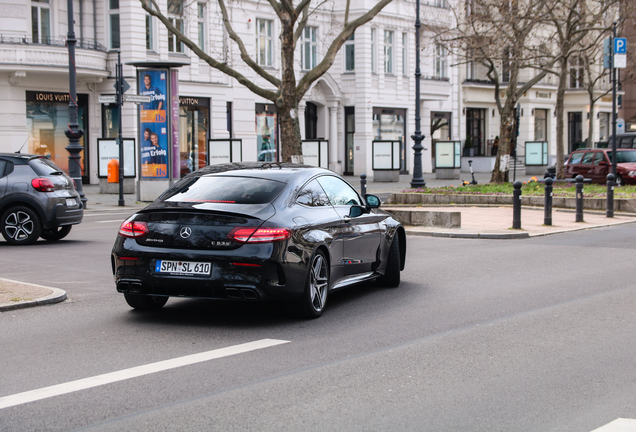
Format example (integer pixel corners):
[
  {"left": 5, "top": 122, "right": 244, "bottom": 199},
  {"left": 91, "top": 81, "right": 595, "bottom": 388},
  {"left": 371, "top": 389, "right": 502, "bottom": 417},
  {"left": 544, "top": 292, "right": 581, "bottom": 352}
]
[{"left": 0, "top": 35, "right": 107, "bottom": 52}]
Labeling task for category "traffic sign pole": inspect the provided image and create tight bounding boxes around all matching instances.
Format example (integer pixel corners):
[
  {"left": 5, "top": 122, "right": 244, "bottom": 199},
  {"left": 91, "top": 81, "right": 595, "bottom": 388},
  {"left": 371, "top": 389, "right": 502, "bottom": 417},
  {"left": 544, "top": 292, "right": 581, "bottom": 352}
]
[
  {"left": 611, "top": 22, "right": 617, "bottom": 179},
  {"left": 116, "top": 51, "right": 125, "bottom": 206}
]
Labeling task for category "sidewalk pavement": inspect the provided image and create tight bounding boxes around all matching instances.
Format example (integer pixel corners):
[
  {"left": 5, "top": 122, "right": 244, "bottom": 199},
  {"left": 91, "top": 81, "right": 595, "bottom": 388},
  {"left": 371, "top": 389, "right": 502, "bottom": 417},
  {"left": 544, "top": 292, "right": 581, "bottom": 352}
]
[{"left": 3, "top": 171, "right": 635, "bottom": 311}]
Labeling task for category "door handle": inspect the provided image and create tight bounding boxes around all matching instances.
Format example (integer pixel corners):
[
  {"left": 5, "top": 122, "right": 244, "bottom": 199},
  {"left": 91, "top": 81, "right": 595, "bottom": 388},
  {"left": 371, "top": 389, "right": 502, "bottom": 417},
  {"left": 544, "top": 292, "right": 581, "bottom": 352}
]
[{"left": 343, "top": 216, "right": 351, "bottom": 224}]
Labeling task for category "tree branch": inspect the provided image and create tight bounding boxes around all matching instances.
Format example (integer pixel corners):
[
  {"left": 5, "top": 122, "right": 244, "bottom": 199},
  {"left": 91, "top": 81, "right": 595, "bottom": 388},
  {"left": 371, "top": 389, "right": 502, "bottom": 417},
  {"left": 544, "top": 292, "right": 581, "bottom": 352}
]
[{"left": 141, "top": 0, "right": 277, "bottom": 101}]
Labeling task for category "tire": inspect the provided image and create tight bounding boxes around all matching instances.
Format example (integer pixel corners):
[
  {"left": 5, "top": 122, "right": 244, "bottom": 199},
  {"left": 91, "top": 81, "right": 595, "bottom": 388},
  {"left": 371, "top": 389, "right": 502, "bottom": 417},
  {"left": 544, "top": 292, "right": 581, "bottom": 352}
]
[
  {"left": 41, "top": 225, "right": 72, "bottom": 241},
  {"left": 377, "top": 234, "right": 401, "bottom": 288},
  {"left": 124, "top": 293, "right": 168, "bottom": 310},
  {"left": 287, "top": 250, "right": 329, "bottom": 319},
  {"left": 616, "top": 174, "right": 624, "bottom": 187},
  {"left": 1, "top": 206, "right": 42, "bottom": 245}
]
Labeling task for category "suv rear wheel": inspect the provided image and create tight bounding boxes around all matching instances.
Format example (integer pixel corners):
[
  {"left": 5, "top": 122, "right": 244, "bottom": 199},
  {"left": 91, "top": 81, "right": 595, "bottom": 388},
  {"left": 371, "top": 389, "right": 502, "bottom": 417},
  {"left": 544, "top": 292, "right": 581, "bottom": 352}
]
[{"left": 1, "top": 206, "right": 42, "bottom": 245}]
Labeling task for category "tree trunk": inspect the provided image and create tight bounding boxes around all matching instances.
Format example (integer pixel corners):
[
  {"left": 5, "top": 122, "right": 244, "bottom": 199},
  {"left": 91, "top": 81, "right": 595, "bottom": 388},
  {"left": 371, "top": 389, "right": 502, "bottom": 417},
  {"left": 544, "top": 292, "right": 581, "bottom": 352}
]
[
  {"left": 588, "top": 100, "right": 595, "bottom": 148},
  {"left": 491, "top": 107, "right": 514, "bottom": 183},
  {"left": 278, "top": 104, "right": 303, "bottom": 162},
  {"left": 555, "top": 58, "right": 568, "bottom": 179}
]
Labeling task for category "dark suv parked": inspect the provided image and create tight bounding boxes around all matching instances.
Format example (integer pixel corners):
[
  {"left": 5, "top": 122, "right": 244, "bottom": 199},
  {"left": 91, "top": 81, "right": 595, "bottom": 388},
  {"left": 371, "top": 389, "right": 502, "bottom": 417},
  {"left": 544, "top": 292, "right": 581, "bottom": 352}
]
[{"left": 0, "top": 153, "right": 83, "bottom": 245}]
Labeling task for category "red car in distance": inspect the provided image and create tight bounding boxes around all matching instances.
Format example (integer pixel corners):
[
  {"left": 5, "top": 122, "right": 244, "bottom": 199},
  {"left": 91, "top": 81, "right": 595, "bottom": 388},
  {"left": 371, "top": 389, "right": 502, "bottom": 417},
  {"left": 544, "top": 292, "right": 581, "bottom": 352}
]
[{"left": 565, "top": 148, "right": 636, "bottom": 186}]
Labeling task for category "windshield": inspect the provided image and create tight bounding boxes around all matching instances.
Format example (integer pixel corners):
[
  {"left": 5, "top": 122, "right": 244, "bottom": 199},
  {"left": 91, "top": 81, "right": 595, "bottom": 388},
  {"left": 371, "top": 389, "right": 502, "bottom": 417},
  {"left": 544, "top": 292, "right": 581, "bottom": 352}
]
[
  {"left": 162, "top": 176, "right": 286, "bottom": 204},
  {"left": 606, "top": 151, "right": 636, "bottom": 163}
]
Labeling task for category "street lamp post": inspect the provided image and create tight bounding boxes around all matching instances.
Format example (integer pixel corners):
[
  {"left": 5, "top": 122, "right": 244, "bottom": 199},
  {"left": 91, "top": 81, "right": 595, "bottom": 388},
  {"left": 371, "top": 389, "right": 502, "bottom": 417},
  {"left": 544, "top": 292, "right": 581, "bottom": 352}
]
[
  {"left": 65, "top": 0, "right": 87, "bottom": 208},
  {"left": 410, "top": 0, "right": 426, "bottom": 189}
]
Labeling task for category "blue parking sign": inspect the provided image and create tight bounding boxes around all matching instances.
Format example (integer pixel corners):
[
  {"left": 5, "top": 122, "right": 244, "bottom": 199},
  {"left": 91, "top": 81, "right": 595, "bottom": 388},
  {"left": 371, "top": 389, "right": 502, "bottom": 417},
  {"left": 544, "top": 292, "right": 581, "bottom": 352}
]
[{"left": 614, "top": 38, "right": 626, "bottom": 54}]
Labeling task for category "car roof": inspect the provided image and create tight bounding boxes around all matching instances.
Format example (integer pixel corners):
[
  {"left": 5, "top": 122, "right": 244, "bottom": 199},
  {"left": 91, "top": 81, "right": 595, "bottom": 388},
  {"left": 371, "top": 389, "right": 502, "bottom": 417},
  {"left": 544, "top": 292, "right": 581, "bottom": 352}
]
[
  {"left": 0, "top": 153, "right": 40, "bottom": 164},
  {"left": 186, "top": 162, "right": 331, "bottom": 183}
]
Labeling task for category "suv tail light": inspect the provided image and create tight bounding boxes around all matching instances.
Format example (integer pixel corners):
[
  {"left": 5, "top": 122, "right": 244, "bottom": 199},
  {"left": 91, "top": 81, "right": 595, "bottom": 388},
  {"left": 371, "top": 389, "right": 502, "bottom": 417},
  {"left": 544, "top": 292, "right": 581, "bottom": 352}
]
[
  {"left": 228, "top": 227, "right": 292, "bottom": 243},
  {"left": 31, "top": 178, "right": 55, "bottom": 192},
  {"left": 118, "top": 220, "right": 149, "bottom": 238}
]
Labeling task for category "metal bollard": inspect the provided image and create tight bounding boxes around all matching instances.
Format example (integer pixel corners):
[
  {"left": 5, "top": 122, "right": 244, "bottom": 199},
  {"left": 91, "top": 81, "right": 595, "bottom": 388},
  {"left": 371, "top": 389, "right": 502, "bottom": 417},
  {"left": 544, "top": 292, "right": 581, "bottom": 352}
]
[
  {"left": 512, "top": 181, "right": 522, "bottom": 229},
  {"left": 360, "top": 173, "right": 367, "bottom": 196},
  {"left": 606, "top": 173, "right": 615, "bottom": 218},
  {"left": 544, "top": 177, "right": 553, "bottom": 226},
  {"left": 575, "top": 175, "right": 584, "bottom": 222}
]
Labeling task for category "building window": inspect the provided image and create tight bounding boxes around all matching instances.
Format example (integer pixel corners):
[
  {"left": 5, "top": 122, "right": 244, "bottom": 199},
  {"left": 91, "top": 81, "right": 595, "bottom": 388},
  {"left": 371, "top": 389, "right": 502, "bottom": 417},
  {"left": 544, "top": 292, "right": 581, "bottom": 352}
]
[
  {"left": 466, "top": 49, "right": 475, "bottom": 79},
  {"left": 502, "top": 48, "right": 511, "bottom": 82},
  {"left": 168, "top": 0, "right": 184, "bottom": 53},
  {"left": 569, "top": 57, "right": 584, "bottom": 89},
  {"left": 179, "top": 97, "right": 209, "bottom": 175},
  {"left": 109, "top": 0, "right": 120, "bottom": 49},
  {"left": 384, "top": 30, "right": 394, "bottom": 74},
  {"left": 434, "top": 44, "right": 446, "bottom": 78},
  {"left": 434, "top": 0, "right": 447, "bottom": 7},
  {"left": 599, "top": 112, "right": 610, "bottom": 142},
  {"left": 145, "top": 4, "right": 154, "bottom": 51},
  {"left": 256, "top": 104, "right": 278, "bottom": 161},
  {"left": 466, "top": 108, "right": 486, "bottom": 156},
  {"left": 402, "top": 33, "right": 407, "bottom": 75},
  {"left": 197, "top": 3, "right": 205, "bottom": 50},
  {"left": 534, "top": 109, "right": 548, "bottom": 141},
  {"left": 344, "top": 33, "right": 355, "bottom": 72},
  {"left": 344, "top": 107, "right": 355, "bottom": 175},
  {"left": 371, "top": 28, "right": 376, "bottom": 73},
  {"left": 568, "top": 112, "right": 583, "bottom": 152},
  {"left": 27, "top": 92, "right": 89, "bottom": 182},
  {"left": 31, "top": 0, "right": 51, "bottom": 44},
  {"left": 301, "top": 26, "right": 317, "bottom": 70},
  {"left": 256, "top": 18, "right": 273, "bottom": 66}
]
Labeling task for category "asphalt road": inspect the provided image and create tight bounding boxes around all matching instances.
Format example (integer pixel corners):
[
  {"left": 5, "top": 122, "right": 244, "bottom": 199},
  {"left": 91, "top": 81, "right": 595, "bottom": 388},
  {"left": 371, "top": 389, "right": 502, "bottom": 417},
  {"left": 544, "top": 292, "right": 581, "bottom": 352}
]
[{"left": 1, "top": 211, "right": 636, "bottom": 431}]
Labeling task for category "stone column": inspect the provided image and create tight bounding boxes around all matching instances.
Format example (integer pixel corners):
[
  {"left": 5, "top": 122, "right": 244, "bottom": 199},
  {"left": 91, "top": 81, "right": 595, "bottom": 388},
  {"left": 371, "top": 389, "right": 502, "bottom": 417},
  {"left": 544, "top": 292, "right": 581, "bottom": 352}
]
[{"left": 329, "top": 105, "right": 340, "bottom": 173}]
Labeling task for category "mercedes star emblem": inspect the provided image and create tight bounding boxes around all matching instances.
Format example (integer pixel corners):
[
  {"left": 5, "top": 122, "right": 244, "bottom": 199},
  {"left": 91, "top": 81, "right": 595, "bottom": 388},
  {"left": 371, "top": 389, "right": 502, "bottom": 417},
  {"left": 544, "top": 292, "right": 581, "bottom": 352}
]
[{"left": 179, "top": 227, "right": 192, "bottom": 239}]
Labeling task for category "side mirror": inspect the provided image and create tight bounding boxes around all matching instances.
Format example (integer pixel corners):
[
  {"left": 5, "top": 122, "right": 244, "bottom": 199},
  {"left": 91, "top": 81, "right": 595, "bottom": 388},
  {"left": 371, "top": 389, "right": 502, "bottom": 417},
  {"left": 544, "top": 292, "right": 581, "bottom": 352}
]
[
  {"left": 365, "top": 194, "right": 381, "bottom": 209},
  {"left": 349, "top": 205, "right": 365, "bottom": 218}
]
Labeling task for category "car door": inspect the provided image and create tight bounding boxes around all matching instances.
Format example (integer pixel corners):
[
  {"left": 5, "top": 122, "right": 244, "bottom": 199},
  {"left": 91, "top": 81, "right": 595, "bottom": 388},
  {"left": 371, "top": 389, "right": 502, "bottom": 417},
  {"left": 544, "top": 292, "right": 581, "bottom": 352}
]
[
  {"left": 566, "top": 151, "right": 584, "bottom": 177},
  {"left": 317, "top": 175, "right": 381, "bottom": 276},
  {"left": 0, "top": 159, "right": 8, "bottom": 205},
  {"left": 578, "top": 151, "right": 594, "bottom": 179},
  {"left": 590, "top": 151, "right": 607, "bottom": 183},
  {"left": 293, "top": 178, "right": 346, "bottom": 283}
]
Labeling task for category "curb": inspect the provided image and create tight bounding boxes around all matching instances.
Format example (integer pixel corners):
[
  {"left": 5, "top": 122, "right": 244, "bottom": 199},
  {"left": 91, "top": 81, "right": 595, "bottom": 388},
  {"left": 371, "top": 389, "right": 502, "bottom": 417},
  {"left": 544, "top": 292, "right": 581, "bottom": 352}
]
[
  {"left": 405, "top": 218, "right": 636, "bottom": 240},
  {"left": 0, "top": 282, "right": 67, "bottom": 312}
]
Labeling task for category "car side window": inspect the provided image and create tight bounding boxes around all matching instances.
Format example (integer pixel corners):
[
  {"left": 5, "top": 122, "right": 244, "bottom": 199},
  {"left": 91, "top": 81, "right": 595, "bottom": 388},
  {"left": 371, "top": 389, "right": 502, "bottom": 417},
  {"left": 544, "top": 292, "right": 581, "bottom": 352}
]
[
  {"left": 296, "top": 179, "right": 331, "bottom": 207},
  {"left": 316, "top": 176, "right": 362, "bottom": 206},
  {"left": 569, "top": 152, "right": 584, "bottom": 165},
  {"left": 581, "top": 152, "right": 594, "bottom": 165},
  {"left": 0, "top": 160, "right": 6, "bottom": 178},
  {"left": 593, "top": 152, "right": 604, "bottom": 165}
]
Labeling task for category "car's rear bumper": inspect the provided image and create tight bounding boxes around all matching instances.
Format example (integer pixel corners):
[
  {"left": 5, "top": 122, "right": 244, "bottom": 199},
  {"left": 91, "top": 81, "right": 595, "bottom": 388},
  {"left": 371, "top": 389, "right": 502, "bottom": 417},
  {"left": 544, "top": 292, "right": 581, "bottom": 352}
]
[{"left": 46, "top": 202, "right": 83, "bottom": 228}]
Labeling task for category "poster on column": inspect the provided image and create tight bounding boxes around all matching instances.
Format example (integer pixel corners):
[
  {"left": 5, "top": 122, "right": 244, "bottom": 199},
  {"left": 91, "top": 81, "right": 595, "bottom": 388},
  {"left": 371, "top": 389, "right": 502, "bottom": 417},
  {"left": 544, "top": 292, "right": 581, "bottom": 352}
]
[{"left": 138, "top": 69, "right": 168, "bottom": 178}]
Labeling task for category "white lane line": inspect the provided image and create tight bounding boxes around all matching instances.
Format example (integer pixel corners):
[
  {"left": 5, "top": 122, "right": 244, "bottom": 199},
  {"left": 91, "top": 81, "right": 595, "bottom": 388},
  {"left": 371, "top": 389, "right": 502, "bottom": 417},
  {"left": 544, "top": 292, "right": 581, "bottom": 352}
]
[
  {"left": 591, "top": 418, "right": 636, "bottom": 431},
  {"left": 84, "top": 212, "right": 133, "bottom": 217},
  {"left": 0, "top": 338, "right": 289, "bottom": 410},
  {"left": 94, "top": 219, "right": 126, "bottom": 224}
]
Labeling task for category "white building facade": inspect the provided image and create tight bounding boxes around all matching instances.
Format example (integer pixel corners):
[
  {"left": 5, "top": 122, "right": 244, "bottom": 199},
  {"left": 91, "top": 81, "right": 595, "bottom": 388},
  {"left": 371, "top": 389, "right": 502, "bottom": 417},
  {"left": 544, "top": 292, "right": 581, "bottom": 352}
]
[{"left": 0, "top": 0, "right": 611, "bottom": 195}]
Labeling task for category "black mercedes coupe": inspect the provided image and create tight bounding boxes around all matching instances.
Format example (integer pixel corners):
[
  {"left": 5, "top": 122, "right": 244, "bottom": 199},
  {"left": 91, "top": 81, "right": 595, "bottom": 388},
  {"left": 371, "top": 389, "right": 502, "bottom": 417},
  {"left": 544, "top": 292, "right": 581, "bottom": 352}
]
[{"left": 111, "top": 162, "right": 406, "bottom": 318}]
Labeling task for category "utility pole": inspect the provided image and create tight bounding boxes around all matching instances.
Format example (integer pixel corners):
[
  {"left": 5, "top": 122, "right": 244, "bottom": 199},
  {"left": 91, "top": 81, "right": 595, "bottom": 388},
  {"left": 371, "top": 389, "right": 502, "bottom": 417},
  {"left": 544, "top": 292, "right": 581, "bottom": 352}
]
[
  {"left": 116, "top": 51, "right": 125, "bottom": 206},
  {"left": 410, "top": 0, "right": 426, "bottom": 189}
]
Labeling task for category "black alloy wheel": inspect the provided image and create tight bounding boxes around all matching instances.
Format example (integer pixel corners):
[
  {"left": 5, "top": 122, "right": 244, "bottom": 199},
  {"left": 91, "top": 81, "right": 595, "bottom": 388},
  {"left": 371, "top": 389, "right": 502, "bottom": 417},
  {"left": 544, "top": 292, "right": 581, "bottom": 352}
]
[
  {"left": 124, "top": 293, "right": 169, "bottom": 310},
  {"left": 1, "top": 206, "right": 42, "bottom": 245},
  {"left": 41, "top": 225, "right": 72, "bottom": 241},
  {"left": 377, "top": 235, "right": 401, "bottom": 288},
  {"left": 288, "top": 250, "right": 329, "bottom": 319}
]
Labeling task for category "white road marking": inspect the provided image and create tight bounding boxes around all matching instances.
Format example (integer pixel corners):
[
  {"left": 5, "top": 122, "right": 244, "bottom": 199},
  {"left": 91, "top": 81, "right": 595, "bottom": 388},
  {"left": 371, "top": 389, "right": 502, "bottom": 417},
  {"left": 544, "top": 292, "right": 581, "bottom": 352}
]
[
  {"left": 95, "top": 219, "right": 126, "bottom": 224},
  {"left": 0, "top": 339, "right": 289, "bottom": 410},
  {"left": 83, "top": 212, "right": 133, "bottom": 217},
  {"left": 591, "top": 418, "right": 636, "bottom": 431}
]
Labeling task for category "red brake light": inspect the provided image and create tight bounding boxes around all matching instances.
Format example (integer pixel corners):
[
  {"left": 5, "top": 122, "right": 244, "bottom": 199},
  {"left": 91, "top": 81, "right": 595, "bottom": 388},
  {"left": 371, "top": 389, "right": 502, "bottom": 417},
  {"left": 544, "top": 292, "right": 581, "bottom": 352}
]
[
  {"left": 31, "top": 178, "right": 55, "bottom": 192},
  {"left": 118, "top": 220, "right": 149, "bottom": 238},
  {"left": 228, "top": 227, "right": 291, "bottom": 243}
]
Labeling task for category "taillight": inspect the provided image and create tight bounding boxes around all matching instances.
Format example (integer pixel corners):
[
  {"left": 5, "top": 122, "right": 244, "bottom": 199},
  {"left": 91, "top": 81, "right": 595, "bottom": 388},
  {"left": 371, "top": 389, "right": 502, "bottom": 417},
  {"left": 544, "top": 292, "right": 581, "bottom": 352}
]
[
  {"left": 118, "top": 220, "right": 149, "bottom": 238},
  {"left": 228, "top": 227, "right": 292, "bottom": 243},
  {"left": 31, "top": 178, "right": 55, "bottom": 192}
]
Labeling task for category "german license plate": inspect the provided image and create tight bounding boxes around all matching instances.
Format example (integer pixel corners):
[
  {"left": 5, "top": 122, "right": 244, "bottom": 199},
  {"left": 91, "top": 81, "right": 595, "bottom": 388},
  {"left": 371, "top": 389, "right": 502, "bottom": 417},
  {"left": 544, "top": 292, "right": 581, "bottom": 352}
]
[
  {"left": 66, "top": 198, "right": 77, "bottom": 207},
  {"left": 155, "top": 260, "right": 211, "bottom": 276}
]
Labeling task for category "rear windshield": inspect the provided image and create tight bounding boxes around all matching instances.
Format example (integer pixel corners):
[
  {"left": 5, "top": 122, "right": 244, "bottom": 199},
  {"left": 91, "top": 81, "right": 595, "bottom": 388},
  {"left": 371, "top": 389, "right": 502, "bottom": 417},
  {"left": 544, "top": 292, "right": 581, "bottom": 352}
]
[
  {"left": 162, "top": 176, "right": 286, "bottom": 204},
  {"left": 28, "top": 157, "right": 64, "bottom": 176},
  {"left": 606, "top": 151, "right": 636, "bottom": 163}
]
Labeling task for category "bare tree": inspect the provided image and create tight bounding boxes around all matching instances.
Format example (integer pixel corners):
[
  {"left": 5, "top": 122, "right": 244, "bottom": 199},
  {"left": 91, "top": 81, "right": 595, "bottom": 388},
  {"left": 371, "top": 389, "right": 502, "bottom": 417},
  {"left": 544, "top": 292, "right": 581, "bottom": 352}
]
[
  {"left": 541, "top": 0, "right": 621, "bottom": 179},
  {"left": 141, "top": 0, "right": 392, "bottom": 162},
  {"left": 582, "top": 44, "right": 611, "bottom": 147},
  {"left": 429, "top": 0, "right": 554, "bottom": 182}
]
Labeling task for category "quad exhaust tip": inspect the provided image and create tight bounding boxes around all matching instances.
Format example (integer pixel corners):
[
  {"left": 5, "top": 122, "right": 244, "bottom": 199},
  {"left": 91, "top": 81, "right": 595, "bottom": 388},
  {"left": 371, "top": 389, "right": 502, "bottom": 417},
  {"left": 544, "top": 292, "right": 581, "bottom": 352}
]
[{"left": 225, "top": 287, "right": 259, "bottom": 300}]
